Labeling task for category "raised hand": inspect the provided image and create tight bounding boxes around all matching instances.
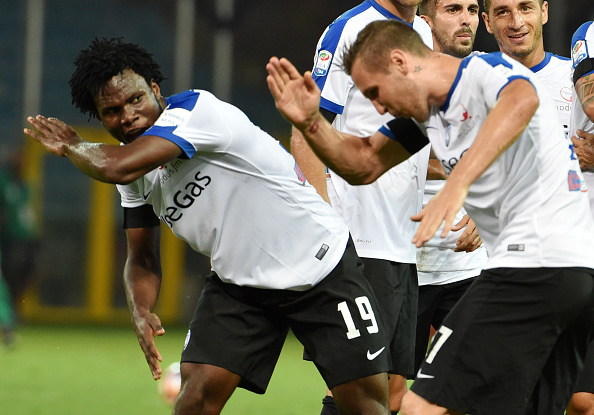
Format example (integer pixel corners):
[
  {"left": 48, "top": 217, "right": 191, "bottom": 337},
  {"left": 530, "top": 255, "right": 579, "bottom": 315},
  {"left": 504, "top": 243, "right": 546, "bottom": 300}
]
[
  {"left": 266, "top": 57, "right": 321, "bottom": 131},
  {"left": 24, "top": 115, "right": 83, "bottom": 157}
]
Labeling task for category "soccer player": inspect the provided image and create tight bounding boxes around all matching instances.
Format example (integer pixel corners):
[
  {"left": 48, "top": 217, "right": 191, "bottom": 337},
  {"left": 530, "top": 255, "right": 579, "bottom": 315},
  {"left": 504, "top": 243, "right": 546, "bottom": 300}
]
[
  {"left": 266, "top": 19, "right": 594, "bottom": 414},
  {"left": 567, "top": 20, "right": 594, "bottom": 415},
  {"left": 23, "top": 38, "right": 392, "bottom": 415},
  {"left": 412, "top": 0, "right": 488, "bottom": 376},
  {"left": 291, "top": 1, "right": 433, "bottom": 413},
  {"left": 482, "top": 0, "right": 573, "bottom": 138}
]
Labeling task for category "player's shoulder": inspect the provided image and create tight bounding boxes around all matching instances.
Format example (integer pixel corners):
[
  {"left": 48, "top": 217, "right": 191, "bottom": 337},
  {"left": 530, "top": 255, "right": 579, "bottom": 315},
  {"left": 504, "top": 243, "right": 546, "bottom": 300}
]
[
  {"left": 531, "top": 52, "right": 572, "bottom": 76},
  {"left": 572, "top": 21, "right": 594, "bottom": 44}
]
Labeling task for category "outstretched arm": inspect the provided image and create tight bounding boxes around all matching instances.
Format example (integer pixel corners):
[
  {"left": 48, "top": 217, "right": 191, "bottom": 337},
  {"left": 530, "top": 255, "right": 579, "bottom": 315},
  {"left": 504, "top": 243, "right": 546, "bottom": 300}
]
[
  {"left": 411, "top": 78, "right": 539, "bottom": 247},
  {"left": 124, "top": 225, "right": 165, "bottom": 380},
  {"left": 266, "top": 57, "right": 411, "bottom": 185},
  {"left": 24, "top": 115, "right": 181, "bottom": 184}
]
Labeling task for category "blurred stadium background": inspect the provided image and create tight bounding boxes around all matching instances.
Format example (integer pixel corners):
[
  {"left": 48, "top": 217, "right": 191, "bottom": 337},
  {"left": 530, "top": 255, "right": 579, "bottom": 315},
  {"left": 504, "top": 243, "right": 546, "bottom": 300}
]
[
  {"left": 0, "top": 1, "right": 593, "bottom": 412},
  {"left": 1, "top": 0, "right": 592, "bottom": 328}
]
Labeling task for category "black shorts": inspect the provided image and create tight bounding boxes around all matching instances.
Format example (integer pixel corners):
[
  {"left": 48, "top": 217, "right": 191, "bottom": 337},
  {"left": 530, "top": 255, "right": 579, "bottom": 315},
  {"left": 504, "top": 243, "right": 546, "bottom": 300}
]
[
  {"left": 413, "top": 278, "right": 475, "bottom": 375},
  {"left": 574, "top": 341, "right": 594, "bottom": 393},
  {"left": 181, "top": 238, "right": 390, "bottom": 394},
  {"left": 411, "top": 267, "right": 594, "bottom": 415},
  {"left": 360, "top": 258, "right": 418, "bottom": 378}
]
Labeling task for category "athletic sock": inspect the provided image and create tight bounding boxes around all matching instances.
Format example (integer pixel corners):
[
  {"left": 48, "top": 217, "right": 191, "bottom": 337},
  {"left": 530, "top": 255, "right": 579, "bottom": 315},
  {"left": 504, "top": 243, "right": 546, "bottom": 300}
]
[{"left": 320, "top": 395, "right": 340, "bottom": 415}]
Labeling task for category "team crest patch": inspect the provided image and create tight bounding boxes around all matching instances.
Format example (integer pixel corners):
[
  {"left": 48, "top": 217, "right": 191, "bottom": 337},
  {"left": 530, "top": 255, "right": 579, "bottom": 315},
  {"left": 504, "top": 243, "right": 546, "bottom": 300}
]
[
  {"left": 314, "top": 50, "right": 333, "bottom": 76},
  {"left": 572, "top": 40, "right": 587, "bottom": 67}
]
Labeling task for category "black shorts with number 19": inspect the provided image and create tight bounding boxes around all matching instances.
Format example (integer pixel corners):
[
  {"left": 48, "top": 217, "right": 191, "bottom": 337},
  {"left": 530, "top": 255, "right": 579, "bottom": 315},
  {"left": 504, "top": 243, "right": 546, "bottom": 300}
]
[{"left": 181, "top": 237, "right": 390, "bottom": 394}]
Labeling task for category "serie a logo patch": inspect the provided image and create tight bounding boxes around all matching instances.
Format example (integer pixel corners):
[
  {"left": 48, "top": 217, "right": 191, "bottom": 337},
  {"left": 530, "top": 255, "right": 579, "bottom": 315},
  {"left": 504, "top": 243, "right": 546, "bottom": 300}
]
[{"left": 314, "top": 50, "right": 333, "bottom": 76}]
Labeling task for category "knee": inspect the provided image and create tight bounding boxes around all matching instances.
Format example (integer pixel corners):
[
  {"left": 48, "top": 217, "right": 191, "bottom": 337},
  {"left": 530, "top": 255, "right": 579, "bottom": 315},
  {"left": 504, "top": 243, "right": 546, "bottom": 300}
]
[{"left": 567, "top": 392, "right": 594, "bottom": 415}]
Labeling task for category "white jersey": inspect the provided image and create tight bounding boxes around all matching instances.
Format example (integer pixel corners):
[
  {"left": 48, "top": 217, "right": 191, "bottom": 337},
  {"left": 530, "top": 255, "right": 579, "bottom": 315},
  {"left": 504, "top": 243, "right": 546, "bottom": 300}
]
[
  {"left": 570, "top": 21, "right": 594, "bottom": 221},
  {"left": 310, "top": 0, "right": 433, "bottom": 263},
  {"left": 386, "top": 53, "right": 594, "bottom": 270},
  {"left": 416, "top": 50, "right": 488, "bottom": 286},
  {"left": 416, "top": 180, "right": 488, "bottom": 285},
  {"left": 117, "top": 90, "right": 350, "bottom": 291},
  {"left": 530, "top": 52, "right": 573, "bottom": 138}
]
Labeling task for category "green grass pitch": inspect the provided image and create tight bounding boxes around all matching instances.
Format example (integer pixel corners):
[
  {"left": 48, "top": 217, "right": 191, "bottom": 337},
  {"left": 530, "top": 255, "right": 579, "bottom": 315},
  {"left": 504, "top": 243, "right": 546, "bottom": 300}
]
[{"left": 0, "top": 325, "right": 327, "bottom": 415}]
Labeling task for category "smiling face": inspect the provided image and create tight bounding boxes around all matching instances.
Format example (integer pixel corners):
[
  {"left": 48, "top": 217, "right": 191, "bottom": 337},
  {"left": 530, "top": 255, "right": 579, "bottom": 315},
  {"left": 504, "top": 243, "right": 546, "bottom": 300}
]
[
  {"left": 351, "top": 53, "right": 430, "bottom": 123},
  {"left": 482, "top": 0, "right": 547, "bottom": 67},
  {"left": 94, "top": 69, "right": 164, "bottom": 143},
  {"left": 425, "top": 0, "right": 480, "bottom": 58}
]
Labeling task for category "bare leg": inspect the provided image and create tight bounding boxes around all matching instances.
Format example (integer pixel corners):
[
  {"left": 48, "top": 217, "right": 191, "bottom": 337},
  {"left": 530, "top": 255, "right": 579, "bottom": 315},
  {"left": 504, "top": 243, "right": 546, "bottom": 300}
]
[
  {"left": 172, "top": 362, "right": 241, "bottom": 415},
  {"left": 331, "top": 372, "right": 390, "bottom": 415},
  {"left": 388, "top": 374, "right": 408, "bottom": 413},
  {"left": 567, "top": 392, "right": 594, "bottom": 415}
]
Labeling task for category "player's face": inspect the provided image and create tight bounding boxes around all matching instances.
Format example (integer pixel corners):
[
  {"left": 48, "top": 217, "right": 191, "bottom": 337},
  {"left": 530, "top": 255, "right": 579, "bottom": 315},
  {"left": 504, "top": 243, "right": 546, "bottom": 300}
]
[
  {"left": 429, "top": 0, "right": 480, "bottom": 58},
  {"left": 482, "top": 0, "right": 547, "bottom": 64},
  {"left": 351, "top": 57, "right": 430, "bottom": 123},
  {"left": 94, "top": 69, "right": 164, "bottom": 144}
]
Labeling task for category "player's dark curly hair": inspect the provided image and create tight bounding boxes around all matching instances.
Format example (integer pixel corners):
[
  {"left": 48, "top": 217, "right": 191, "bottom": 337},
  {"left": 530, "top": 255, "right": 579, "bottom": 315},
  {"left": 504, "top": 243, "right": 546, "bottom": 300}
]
[{"left": 69, "top": 37, "right": 166, "bottom": 119}]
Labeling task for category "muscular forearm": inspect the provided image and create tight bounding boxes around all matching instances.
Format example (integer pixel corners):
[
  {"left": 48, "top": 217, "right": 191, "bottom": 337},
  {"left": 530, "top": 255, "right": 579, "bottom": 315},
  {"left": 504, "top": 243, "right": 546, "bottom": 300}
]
[
  {"left": 124, "top": 265, "right": 161, "bottom": 320},
  {"left": 298, "top": 112, "right": 397, "bottom": 185},
  {"left": 577, "top": 73, "right": 594, "bottom": 122}
]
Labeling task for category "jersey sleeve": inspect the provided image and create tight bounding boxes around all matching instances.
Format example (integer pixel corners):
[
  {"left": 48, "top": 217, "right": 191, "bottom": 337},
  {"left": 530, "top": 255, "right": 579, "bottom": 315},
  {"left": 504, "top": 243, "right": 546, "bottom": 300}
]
[
  {"left": 142, "top": 90, "right": 233, "bottom": 159},
  {"left": 473, "top": 54, "right": 535, "bottom": 108},
  {"left": 311, "top": 22, "right": 356, "bottom": 115},
  {"left": 117, "top": 182, "right": 146, "bottom": 208},
  {"left": 571, "top": 21, "right": 594, "bottom": 84}
]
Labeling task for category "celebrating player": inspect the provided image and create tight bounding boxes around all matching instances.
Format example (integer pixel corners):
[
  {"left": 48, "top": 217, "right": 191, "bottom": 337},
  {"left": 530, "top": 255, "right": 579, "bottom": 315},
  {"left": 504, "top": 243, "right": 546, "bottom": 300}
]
[
  {"left": 24, "top": 37, "right": 392, "bottom": 415},
  {"left": 267, "top": 19, "right": 594, "bottom": 414},
  {"left": 291, "top": 1, "right": 432, "bottom": 413}
]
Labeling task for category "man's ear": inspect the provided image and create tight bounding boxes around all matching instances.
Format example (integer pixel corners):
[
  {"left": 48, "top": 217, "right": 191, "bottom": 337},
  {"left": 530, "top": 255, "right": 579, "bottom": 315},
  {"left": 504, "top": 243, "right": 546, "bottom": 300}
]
[
  {"left": 151, "top": 81, "right": 161, "bottom": 98},
  {"left": 420, "top": 15, "right": 433, "bottom": 30},
  {"left": 541, "top": 1, "right": 549, "bottom": 25},
  {"left": 481, "top": 11, "right": 493, "bottom": 34},
  {"left": 389, "top": 49, "right": 408, "bottom": 75}
]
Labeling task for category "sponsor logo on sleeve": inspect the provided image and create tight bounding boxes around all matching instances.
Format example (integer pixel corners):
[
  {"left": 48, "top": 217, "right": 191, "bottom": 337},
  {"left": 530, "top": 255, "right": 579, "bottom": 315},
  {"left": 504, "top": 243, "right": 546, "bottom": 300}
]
[
  {"left": 572, "top": 40, "right": 587, "bottom": 68},
  {"left": 314, "top": 50, "right": 333, "bottom": 76},
  {"left": 155, "top": 107, "right": 191, "bottom": 127}
]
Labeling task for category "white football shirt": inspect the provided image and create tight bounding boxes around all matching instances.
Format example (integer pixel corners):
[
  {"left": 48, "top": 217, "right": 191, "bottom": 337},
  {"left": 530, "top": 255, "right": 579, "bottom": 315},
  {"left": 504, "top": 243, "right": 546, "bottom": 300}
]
[
  {"left": 117, "top": 90, "right": 350, "bottom": 291},
  {"left": 530, "top": 52, "right": 573, "bottom": 138},
  {"left": 570, "top": 21, "right": 594, "bottom": 221},
  {"left": 385, "top": 53, "right": 594, "bottom": 269},
  {"left": 310, "top": 0, "right": 433, "bottom": 263}
]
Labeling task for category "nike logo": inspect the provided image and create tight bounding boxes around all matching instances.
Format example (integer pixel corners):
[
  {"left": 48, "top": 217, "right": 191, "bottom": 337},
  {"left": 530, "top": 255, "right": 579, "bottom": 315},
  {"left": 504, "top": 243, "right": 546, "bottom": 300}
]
[
  {"left": 366, "top": 347, "right": 386, "bottom": 360},
  {"left": 416, "top": 369, "right": 435, "bottom": 379},
  {"left": 143, "top": 190, "right": 152, "bottom": 200}
]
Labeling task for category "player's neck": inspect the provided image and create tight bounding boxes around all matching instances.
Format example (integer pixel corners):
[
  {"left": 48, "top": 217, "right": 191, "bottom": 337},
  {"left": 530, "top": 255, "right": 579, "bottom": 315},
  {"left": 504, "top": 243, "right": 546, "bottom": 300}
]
[
  {"left": 506, "top": 45, "right": 546, "bottom": 71},
  {"left": 426, "top": 53, "right": 462, "bottom": 107},
  {"left": 377, "top": 0, "right": 417, "bottom": 24}
]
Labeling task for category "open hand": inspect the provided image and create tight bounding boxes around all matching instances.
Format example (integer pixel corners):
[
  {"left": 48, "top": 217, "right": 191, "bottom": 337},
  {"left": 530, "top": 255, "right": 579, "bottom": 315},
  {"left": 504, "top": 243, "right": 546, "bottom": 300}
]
[
  {"left": 132, "top": 311, "right": 166, "bottom": 380},
  {"left": 411, "top": 182, "right": 468, "bottom": 247},
  {"left": 266, "top": 57, "right": 321, "bottom": 131},
  {"left": 24, "top": 115, "right": 83, "bottom": 157},
  {"left": 451, "top": 214, "right": 482, "bottom": 252}
]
